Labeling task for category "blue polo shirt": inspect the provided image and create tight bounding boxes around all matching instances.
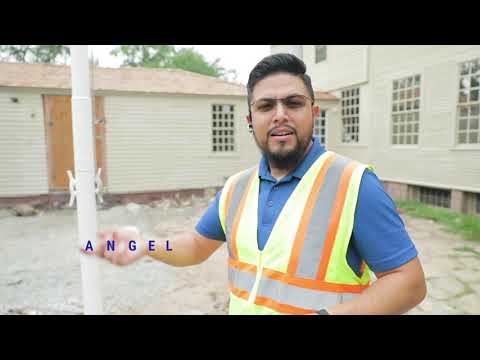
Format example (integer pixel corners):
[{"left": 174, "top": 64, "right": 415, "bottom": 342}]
[{"left": 196, "top": 137, "right": 418, "bottom": 275}]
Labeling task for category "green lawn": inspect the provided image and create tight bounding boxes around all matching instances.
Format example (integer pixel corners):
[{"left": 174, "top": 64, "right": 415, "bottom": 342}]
[{"left": 396, "top": 200, "right": 480, "bottom": 242}]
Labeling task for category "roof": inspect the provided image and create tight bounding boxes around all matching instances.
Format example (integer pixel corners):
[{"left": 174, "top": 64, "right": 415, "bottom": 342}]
[
  {"left": 0, "top": 62, "right": 338, "bottom": 101},
  {"left": 0, "top": 62, "right": 247, "bottom": 97},
  {"left": 314, "top": 90, "right": 338, "bottom": 101}
]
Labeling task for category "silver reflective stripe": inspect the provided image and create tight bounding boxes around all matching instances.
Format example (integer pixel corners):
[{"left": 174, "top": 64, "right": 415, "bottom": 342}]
[
  {"left": 230, "top": 266, "right": 357, "bottom": 311},
  {"left": 225, "top": 168, "right": 256, "bottom": 258},
  {"left": 228, "top": 266, "right": 256, "bottom": 293},
  {"left": 295, "top": 156, "right": 351, "bottom": 279}
]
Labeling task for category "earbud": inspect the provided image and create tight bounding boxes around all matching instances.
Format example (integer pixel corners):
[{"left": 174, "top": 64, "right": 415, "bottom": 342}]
[{"left": 248, "top": 124, "right": 253, "bottom": 133}]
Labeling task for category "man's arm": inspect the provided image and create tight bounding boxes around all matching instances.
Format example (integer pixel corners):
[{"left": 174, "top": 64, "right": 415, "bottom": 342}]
[
  {"left": 85, "top": 227, "right": 223, "bottom": 267},
  {"left": 326, "top": 257, "right": 426, "bottom": 315},
  {"left": 322, "top": 170, "right": 427, "bottom": 315},
  {"left": 147, "top": 230, "right": 224, "bottom": 267},
  {"left": 85, "top": 190, "right": 226, "bottom": 267}
]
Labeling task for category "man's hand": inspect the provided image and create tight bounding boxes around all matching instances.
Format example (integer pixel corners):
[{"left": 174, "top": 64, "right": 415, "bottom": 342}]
[{"left": 81, "top": 226, "right": 148, "bottom": 266}]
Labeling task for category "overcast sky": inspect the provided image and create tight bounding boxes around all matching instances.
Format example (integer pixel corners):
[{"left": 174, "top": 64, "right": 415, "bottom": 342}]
[{"left": 90, "top": 45, "right": 271, "bottom": 85}]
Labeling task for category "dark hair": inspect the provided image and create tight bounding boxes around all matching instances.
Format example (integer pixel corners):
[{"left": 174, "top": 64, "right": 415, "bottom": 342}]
[{"left": 246, "top": 53, "right": 315, "bottom": 110}]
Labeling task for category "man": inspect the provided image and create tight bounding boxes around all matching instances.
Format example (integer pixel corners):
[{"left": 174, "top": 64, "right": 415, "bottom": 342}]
[{"left": 86, "top": 53, "right": 426, "bottom": 315}]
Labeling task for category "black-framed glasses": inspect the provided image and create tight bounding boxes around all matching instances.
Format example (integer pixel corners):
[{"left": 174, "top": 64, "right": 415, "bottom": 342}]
[{"left": 250, "top": 94, "right": 314, "bottom": 113}]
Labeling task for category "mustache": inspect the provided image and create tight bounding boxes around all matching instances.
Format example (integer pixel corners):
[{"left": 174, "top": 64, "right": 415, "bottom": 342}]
[{"left": 267, "top": 125, "right": 296, "bottom": 137}]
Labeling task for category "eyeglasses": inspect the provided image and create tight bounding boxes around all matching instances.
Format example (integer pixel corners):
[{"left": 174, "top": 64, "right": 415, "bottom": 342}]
[{"left": 250, "top": 94, "right": 314, "bottom": 114}]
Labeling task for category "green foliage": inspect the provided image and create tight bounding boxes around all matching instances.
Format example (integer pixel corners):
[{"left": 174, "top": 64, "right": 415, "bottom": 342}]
[
  {"left": 110, "top": 45, "right": 237, "bottom": 80},
  {"left": 110, "top": 45, "right": 175, "bottom": 68},
  {"left": 0, "top": 45, "right": 70, "bottom": 64},
  {"left": 396, "top": 200, "right": 480, "bottom": 242}
]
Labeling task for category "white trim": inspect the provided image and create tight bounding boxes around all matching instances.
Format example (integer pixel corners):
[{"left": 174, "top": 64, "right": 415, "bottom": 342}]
[
  {"left": 453, "top": 57, "right": 480, "bottom": 147},
  {"left": 334, "top": 144, "right": 369, "bottom": 148},
  {"left": 379, "top": 177, "right": 480, "bottom": 194},
  {"left": 449, "top": 144, "right": 480, "bottom": 151},
  {"left": 388, "top": 72, "right": 424, "bottom": 148},
  {"left": 326, "top": 80, "right": 370, "bottom": 93},
  {"left": 314, "top": 109, "right": 328, "bottom": 146},
  {"left": 340, "top": 86, "right": 361, "bottom": 144},
  {"left": 210, "top": 102, "right": 237, "bottom": 155},
  {"left": 390, "top": 145, "right": 420, "bottom": 150}
]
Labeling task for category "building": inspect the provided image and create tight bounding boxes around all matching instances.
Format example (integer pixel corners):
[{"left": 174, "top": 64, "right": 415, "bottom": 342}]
[
  {"left": 0, "top": 61, "right": 337, "bottom": 207},
  {"left": 271, "top": 45, "right": 480, "bottom": 215}
]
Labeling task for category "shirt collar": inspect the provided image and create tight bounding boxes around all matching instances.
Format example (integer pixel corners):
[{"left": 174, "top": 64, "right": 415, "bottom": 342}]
[{"left": 258, "top": 136, "right": 326, "bottom": 183}]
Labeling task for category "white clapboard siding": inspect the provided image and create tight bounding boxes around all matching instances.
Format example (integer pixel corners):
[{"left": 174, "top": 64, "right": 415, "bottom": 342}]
[
  {"left": 303, "top": 45, "right": 369, "bottom": 91},
  {"left": 104, "top": 93, "right": 261, "bottom": 193},
  {"left": 0, "top": 88, "right": 48, "bottom": 196},
  {"left": 369, "top": 45, "right": 480, "bottom": 191},
  {"left": 270, "top": 45, "right": 303, "bottom": 58}
]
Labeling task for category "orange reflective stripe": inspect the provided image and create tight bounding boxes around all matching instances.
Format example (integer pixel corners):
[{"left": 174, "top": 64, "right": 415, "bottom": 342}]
[
  {"left": 316, "top": 161, "right": 358, "bottom": 281},
  {"left": 255, "top": 295, "right": 315, "bottom": 315},
  {"left": 230, "top": 170, "right": 257, "bottom": 260},
  {"left": 229, "top": 285, "right": 250, "bottom": 301},
  {"left": 263, "top": 267, "right": 367, "bottom": 293},
  {"left": 229, "top": 257, "right": 257, "bottom": 273},
  {"left": 229, "top": 257, "right": 368, "bottom": 293},
  {"left": 287, "top": 153, "right": 336, "bottom": 275},
  {"left": 229, "top": 285, "right": 316, "bottom": 315}
]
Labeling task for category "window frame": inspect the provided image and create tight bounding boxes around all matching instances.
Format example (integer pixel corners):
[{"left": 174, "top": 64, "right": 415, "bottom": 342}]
[
  {"left": 314, "top": 109, "right": 328, "bottom": 146},
  {"left": 455, "top": 58, "right": 480, "bottom": 148},
  {"left": 390, "top": 73, "right": 422, "bottom": 148},
  {"left": 314, "top": 45, "right": 327, "bottom": 64},
  {"left": 340, "top": 87, "right": 361, "bottom": 144},
  {"left": 211, "top": 103, "right": 236, "bottom": 154}
]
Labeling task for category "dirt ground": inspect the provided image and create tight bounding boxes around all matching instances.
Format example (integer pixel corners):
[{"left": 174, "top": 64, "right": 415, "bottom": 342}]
[{"left": 1, "top": 195, "right": 479, "bottom": 315}]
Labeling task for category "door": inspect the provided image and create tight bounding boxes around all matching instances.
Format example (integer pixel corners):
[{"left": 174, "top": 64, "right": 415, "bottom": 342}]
[{"left": 43, "top": 95, "right": 107, "bottom": 191}]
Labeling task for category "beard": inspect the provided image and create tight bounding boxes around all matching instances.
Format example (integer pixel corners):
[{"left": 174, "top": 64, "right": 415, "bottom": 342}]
[{"left": 253, "top": 127, "right": 313, "bottom": 171}]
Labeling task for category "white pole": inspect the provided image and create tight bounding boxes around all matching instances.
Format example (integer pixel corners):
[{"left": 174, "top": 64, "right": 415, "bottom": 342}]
[{"left": 70, "top": 45, "right": 103, "bottom": 314}]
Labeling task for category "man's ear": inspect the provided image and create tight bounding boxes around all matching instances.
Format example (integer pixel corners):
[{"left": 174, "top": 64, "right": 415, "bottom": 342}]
[
  {"left": 246, "top": 114, "right": 252, "bottom": 126},
  {"left": 313, "top": 105, "right": 321, "bottom": 118}
]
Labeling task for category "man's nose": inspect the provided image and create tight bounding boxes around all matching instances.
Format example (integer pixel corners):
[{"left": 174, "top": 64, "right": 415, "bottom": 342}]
[{"left": 272, "top": 100, "right": 288, "bottom": 122}]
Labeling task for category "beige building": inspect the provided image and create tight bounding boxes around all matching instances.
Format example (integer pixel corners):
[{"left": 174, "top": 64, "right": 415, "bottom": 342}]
[
  {"left": 271, "top": 45, "right": 480, "bottom": 215},
  {"left": 0, "top": 62, "right": 337, "bottom": 207}
]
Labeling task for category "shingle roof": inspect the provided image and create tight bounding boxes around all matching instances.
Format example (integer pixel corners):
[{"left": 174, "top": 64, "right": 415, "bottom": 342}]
[
  {"left": 314, "top": 90, "right": 338, "bottom": 101},
  {"left": 0, "top": 62, "right": 247, "bottom": 96},
  {"left": 0, "top": 61, "right": 338, "bottom": 100}
]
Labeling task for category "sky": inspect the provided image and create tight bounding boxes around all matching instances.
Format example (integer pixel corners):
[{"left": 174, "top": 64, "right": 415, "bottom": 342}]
[{"left": 90, "top": 45, "right": 271, "bottom": 85}]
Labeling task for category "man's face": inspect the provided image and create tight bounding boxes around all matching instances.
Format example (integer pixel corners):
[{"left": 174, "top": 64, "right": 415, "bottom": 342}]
[{"left": 247, "top": 73, "right": 320, "bottom": 170}]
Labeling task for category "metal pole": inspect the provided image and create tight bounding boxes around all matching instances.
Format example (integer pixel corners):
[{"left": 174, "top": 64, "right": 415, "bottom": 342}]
[{"left": 70, "top": 45, "right": 103, "bottom": 314}]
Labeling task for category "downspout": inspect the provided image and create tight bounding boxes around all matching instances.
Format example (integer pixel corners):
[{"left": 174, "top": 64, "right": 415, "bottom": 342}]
[{"left": 70, "top": 45, "right": 103, "bottom": 314}]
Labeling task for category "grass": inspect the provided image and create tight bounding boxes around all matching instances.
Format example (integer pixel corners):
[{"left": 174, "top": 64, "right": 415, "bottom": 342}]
[
  {"left": 396, "top": 200, "right": 480, "bottom": 242},
  {"left": 453, "top": 246, "right": 480, "bottom": 257}
]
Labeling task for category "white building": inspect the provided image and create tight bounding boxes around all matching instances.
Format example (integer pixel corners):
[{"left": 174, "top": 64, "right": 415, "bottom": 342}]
[
  {"left": 272, "top": 45, "right": 480, "bottom": 215},
  {"left": 0, "top": 61, "right": 337, "bottom": 207}
]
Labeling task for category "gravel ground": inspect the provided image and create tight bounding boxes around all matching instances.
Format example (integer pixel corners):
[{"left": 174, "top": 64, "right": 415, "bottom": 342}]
[
  {"left": 1, "top": 196, "right": 479, "bottom": 315},
  {"left": 0, "top": 195, "right": 228, "bottom": 315}
]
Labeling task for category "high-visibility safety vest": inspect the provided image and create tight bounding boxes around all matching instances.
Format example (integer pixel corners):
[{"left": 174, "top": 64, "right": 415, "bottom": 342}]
[{"left": 219, "top": 151, "right": 373, "bottom": 315}]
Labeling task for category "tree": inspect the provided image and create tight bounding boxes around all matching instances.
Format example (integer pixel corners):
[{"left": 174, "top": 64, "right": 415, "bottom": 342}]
[
  {"left": 0, "top": 45, "right": 70, "bottom": 64},
  {"left": 110, "top": 45, "right": 175, "bottom": 68},
  {"left": 110, "top": 45, "right": 238, "bottom": 81}
]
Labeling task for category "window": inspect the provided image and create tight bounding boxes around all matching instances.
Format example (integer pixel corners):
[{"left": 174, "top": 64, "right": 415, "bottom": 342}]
[
  {"left": 314, "top": 110, "right": 327, "bottom": 145},
  {"left": 212, "top": 104, "right": 235, "bottom": 152},
  {"left": 341, "top": 88, "right": 360, "bottom": 143},
  {"left": 419, "top": 186, "right": 451, "bottom": 209},
  {"left": 476, "top": 193, "right": 480, "bottom": 214},
  {"left": 315, "top": 46, "right": 327, "bottom": 63},
  {"left": 392, "top": 74, "right": 421, "bottom": 145},
  {"left": 457, "top": 59, "right": 480, "bottom": 145}
]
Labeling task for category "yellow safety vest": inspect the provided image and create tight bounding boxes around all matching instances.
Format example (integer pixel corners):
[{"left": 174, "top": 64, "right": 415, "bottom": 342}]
[{"left": 219, "top": 151, "right": 372, "bottom": 315}]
